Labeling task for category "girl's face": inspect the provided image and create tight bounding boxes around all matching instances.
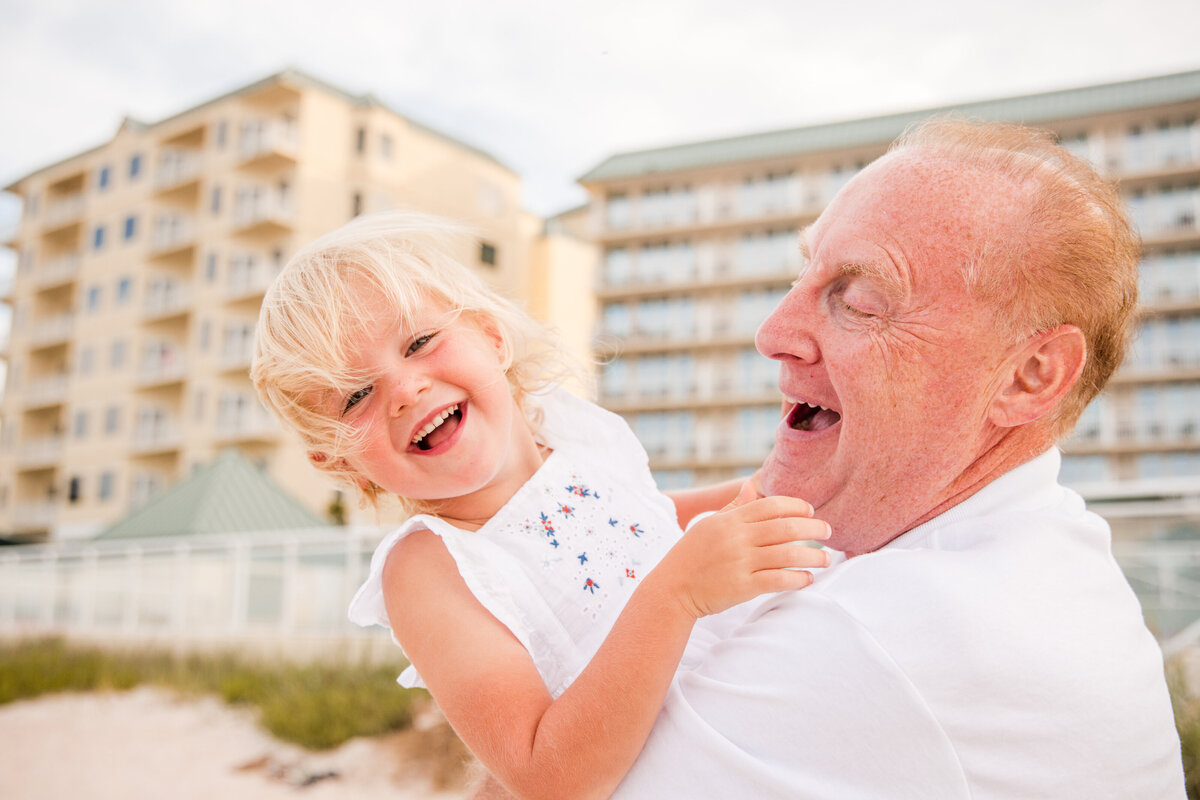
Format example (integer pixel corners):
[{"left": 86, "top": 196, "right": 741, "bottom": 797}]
[{"left": 332, "top": 294, "right": 544, "bottom": 526}]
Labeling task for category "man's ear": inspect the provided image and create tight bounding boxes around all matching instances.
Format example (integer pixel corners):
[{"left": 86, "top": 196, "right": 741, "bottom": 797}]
[{"left": 989, "top": 324, "right": 1087, "bottom": 428}]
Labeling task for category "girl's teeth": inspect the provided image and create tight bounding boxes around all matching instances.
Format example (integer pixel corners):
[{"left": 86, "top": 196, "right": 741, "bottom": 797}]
[{"left": 412, "top": 404, "right": 458, "bottom": 445}]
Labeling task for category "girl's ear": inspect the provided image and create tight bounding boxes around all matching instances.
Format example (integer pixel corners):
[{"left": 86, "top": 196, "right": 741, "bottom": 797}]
[{"left": 474, "top": 313, "right": 511, "bottom": 366}]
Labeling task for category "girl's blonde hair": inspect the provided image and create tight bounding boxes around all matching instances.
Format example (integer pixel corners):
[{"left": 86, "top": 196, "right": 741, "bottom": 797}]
[{"left": 251, "top": 210, "right": 576, "bottom": 509}]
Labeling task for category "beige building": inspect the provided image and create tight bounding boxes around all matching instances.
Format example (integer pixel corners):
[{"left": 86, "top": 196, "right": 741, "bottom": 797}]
[
  {"left": 0, "top": 69, "right": 595, "bottom": 541},
  {"left": 581, "top": 69, "right": 1200, "bottom": 536}
]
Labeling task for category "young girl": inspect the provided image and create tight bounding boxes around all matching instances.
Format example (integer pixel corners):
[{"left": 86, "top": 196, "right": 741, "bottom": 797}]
[{"left": 251, "top": 211, "right": 829, "bottom": 800}]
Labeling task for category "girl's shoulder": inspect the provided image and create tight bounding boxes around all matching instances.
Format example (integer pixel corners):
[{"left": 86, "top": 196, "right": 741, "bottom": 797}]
[{"left": 347, "top": 514, "right": 460, "bottom": 630}]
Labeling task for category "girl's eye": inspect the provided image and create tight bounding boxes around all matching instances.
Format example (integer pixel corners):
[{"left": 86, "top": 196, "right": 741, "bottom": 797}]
[
  {"left": 406, "top": 332, "right": 435, "bottom": 356},
  {"left": 343, "top": 386, "right": 372, "bottom": 415}
]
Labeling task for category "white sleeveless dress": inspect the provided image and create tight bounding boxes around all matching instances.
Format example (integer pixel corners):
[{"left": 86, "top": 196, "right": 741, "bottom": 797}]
[{"left": 348, "top": 388, "right": 703, "bottom": 698}]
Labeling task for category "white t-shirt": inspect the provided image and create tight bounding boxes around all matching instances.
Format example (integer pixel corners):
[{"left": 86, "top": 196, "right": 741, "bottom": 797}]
[{"left": 614, "top": 450, "right": 1185, "bottom": 799}]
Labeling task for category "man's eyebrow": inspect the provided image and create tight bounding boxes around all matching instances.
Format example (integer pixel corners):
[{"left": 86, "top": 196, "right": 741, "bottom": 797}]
[{"left": 838, "top": 260, "right": 906, "bottom": 300}]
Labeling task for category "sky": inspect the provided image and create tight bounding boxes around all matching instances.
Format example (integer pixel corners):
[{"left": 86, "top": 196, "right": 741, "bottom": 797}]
[{"left": 1, "top": 0, "right": 1198, "bottom": 263}]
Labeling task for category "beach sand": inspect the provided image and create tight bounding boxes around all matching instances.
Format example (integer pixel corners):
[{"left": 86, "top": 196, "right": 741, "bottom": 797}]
[{"left": 0, "top": 686, "right": 476, "bottom": 800}]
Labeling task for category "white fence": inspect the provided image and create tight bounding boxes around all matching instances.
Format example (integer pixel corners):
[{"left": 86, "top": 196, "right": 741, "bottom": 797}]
[
  {"left": 2, "top": 530, "right": 1198, "bottom": 660},
  {"left": 0, "top": 527, "right": 395, "bottom": 660}
]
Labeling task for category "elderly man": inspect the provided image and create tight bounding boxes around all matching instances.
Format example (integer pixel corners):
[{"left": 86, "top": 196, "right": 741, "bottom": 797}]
[{"left": 608, "top": 119, "right": 1184, "bottom": 798}]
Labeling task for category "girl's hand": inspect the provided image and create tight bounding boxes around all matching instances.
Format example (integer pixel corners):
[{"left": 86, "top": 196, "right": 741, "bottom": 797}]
[{"left": 651, "top": 481, "right": 831, "bottom": 619}]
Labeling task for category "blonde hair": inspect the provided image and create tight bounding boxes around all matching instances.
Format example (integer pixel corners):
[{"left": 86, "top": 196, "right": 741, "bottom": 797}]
[
  {"left": 890, "top": 117, "right": 1141, "bottom": 434},
  {"left": 251, "top": 211, "right": 576, "bottom": 509}
]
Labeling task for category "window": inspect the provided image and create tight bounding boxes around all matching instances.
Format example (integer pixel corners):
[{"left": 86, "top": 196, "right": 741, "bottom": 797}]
[
  {"left": 99, "top": 472, "right": 115, "bottom": 501},
  {"left": 123, "top": 215, "right": 137, "bottom": 241},
  {"left": 116, "top": 277, "right": 132, "bottom": 305},
  {"left": 206, "top": 253, "right": 218, "bottom": 283},
  {"left": 97, "top": 166, "right": 111, "bottom": 190},
  {"left": 216, "top": 120, "right": 227, "bottom": 148},
  {"left": 480, "top": 242, "right": 497, "bottom": 266},
  {"left": 211, "top": 186, "right": 221, "bottom": 214},
  {"left": 73, "top": 411, "right": 88, "bottom": 439},
  {"left": 68, "top": 476, "right": 82, "bottom": 503},
  {"left": 110, "top": 340, "right": 126, "bottom": 369},
  {"left": 129, "top": 154, "right": 142, "bottom": 179},
  {"left": 86, "top": 285, "right": 102, "bottom": 312},
  {"left": 355, "top": 127, "right": 366, "bottom": 154},
  {"left": 79, "top": 347, "right": 94, "bottom": 375},
  {"left": 381, "top": 134, "right": 393, "bottom": 160},
  {"left": 352, "top": 192, "right": 362, "bottom": 217},
  {"left": 105, "top": 406, "right": 120, "bottom": 434},
  {"left": 199, "top": 320, "right": 211, "bottom": 351},
  {"left": 93, "top": 225, "right": 106, "bottom": 250}
]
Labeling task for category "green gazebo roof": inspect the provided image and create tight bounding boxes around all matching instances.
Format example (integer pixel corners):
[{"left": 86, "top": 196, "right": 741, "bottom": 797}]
[{"left": 95, "top": 450, "right": 329, "bottom": 540}]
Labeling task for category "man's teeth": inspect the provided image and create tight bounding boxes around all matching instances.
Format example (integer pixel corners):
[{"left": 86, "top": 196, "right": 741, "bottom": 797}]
[
  {"left": 412, "top": 404, "right": 459, "bottom": 446},
  {"left": 785, "top": 396, "right": 834, "bottom": 413}
]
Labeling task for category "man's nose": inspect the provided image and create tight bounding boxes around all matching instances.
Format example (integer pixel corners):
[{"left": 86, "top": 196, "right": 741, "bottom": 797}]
[{"left": 755, "top": 288, "right": 819, "bottom": 364}]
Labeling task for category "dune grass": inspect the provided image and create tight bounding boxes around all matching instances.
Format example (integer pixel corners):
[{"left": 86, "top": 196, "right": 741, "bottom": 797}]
[{"left": 0, "top": 637, "right": 417, "bottom": 750}]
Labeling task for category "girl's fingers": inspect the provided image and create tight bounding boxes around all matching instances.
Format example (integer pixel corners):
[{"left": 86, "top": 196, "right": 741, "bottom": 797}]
[
  {"left": 752, "top": 542, "right": 831, "bottom": 572},
  {"left": 747, "top": 517, "right": 832, "bottom": 545},
  {"left": 722, "top": 495, "right": 815, "bottom": 522}
]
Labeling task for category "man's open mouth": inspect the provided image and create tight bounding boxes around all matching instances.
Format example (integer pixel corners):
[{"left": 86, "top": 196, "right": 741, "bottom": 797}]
[
  {"left": 411, "top": 403, "right": 464, "bottom": 450},
  {"left": 786, "top": 399, "right": 841, "bottom": 432}
]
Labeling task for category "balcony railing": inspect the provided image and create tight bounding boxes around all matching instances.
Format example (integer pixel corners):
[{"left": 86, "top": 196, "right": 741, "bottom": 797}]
[
  {"left": 9, "top": 501, "right": 58, "bottom": 531},
  {"left": 130, "top": 423, "right": 183, "bottom": 454},
  {"left": 142, "top": 287, "right": 191, "bottom": 320},
  {"left": 29, "top": 313, "right": 74, "bottom": 347},
  {"left": 17, "top": 436, "right": 65, "bottom": 467},
  {"left": 136, "top": 356, "right": 187, "bottom": 386},
  {"left": 34, "top": 253, "right": 82, "bottom": 288},
  {"left": 23, "top": 374, "right": 69, "bottom": 407},
  {"left": 215, "top": 411, "right": 280, "bottom": 441},
  {"left": 149, "top": 218, "right": 196, "bottom": 255},
  {"left": 225, "top": 266, "right": 277, "bottom": 299},
  {"left": 154, "top": 153, "right": 202, "bottom": 191},
  {"left": 232, "top": 194, "right": 294, "bottom": 231},
  {"left": 237, "top": 120, "right": 299, "bottom": 163},
  {"left": 42, "top": 195, "right": 85, "bottom": 229}
]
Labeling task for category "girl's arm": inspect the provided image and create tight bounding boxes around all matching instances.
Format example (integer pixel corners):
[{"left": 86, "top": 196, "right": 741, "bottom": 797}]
[
  {"left": 666, "top": 472, "right": 762, "bottom": 530},
  {"left": 382, "top": 487, "right": 829, "bottom": 800}
]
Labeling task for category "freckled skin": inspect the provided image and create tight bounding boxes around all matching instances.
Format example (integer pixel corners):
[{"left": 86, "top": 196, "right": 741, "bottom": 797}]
[{"left": 755, "top": 152, "right": 1058, "bottom": 557}]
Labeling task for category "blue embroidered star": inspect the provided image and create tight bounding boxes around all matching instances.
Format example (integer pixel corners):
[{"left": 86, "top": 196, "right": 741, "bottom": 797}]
[
  {"left": 608, "top": 518, "right": 619, "bottom": 527},
  {"left": 577, "top": 552, "right": 588, "bottom": 564},
  {"left": 549, "top": 539, "right": 559, "bottom": 548}
]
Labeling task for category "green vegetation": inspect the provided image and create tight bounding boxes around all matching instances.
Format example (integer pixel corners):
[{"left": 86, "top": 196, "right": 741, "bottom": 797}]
[
  {"left": 0, "top": 638, "right": 417, "bottom": 750},
  {"left": 1170, "top": 659, "right": 1200, "bottom": 799}
]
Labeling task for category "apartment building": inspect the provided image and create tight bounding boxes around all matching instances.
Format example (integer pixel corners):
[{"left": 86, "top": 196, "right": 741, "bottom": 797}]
[
  {"left": 0, "top": 69, "right": 592, "bottom": 541},
  {"left": 581, "top": 69, "right": 1200, "bottom": 537}
]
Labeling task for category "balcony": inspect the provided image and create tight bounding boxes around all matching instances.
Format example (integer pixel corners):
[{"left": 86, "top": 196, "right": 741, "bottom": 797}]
[
  {"left": 142, "top": 285, "right": 191, "bottom": 321},
  {"left": 10, "top": 500, "right": 58, "bottom": 531},
  {"left": 237, "top": 119, "right": 299, "bottom": 169},
  {"left": 154, "top": 152, "right": 203, "bottom": 193},
  {"left": 17, "top": 435, "right": 65, "bottom": 468},
  {"left": 130, "top": 422, "right": 183, "bottom": 455},
  {"left": 41, "top": 195, "right": 85, "bottom": 231},
  {"left": 136, "top": 355, "right": 187, "bottom": 387},
  {"left": 214, "top": 410, "right": 280, "bottom": 442},
  {"left": 224, "top": 264, "right": 278, "bottom": 301},
  {"left": 218, "top": 341, "right": 254, "bottom": 372},
  {"left": 33, "top": 253, "right": 82, "bottom": 290},
  {"left": 232, "top": 192, "right": 294, "bottom": 235},
  {"left": 149, "top": 216, "right": 196, "bottom": 258},
  {"left": 22, "top": 374, "right": 69, "bottom": 408},
  {"left": 28, "top": 312, "right": 74, "bottom": 348}
]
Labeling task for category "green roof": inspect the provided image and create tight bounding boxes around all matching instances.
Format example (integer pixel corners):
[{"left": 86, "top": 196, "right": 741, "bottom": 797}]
[
  {"left": 95, "top": 449, "right": 329, "bottom": 540},
  {"left": 580, "top": 69, "right": 1200, "bottom": 183}
]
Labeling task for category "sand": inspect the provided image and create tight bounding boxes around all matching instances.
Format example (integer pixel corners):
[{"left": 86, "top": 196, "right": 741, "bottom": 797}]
[{"left": 0, "top": 686, "right": 476, "bottom": 800}]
